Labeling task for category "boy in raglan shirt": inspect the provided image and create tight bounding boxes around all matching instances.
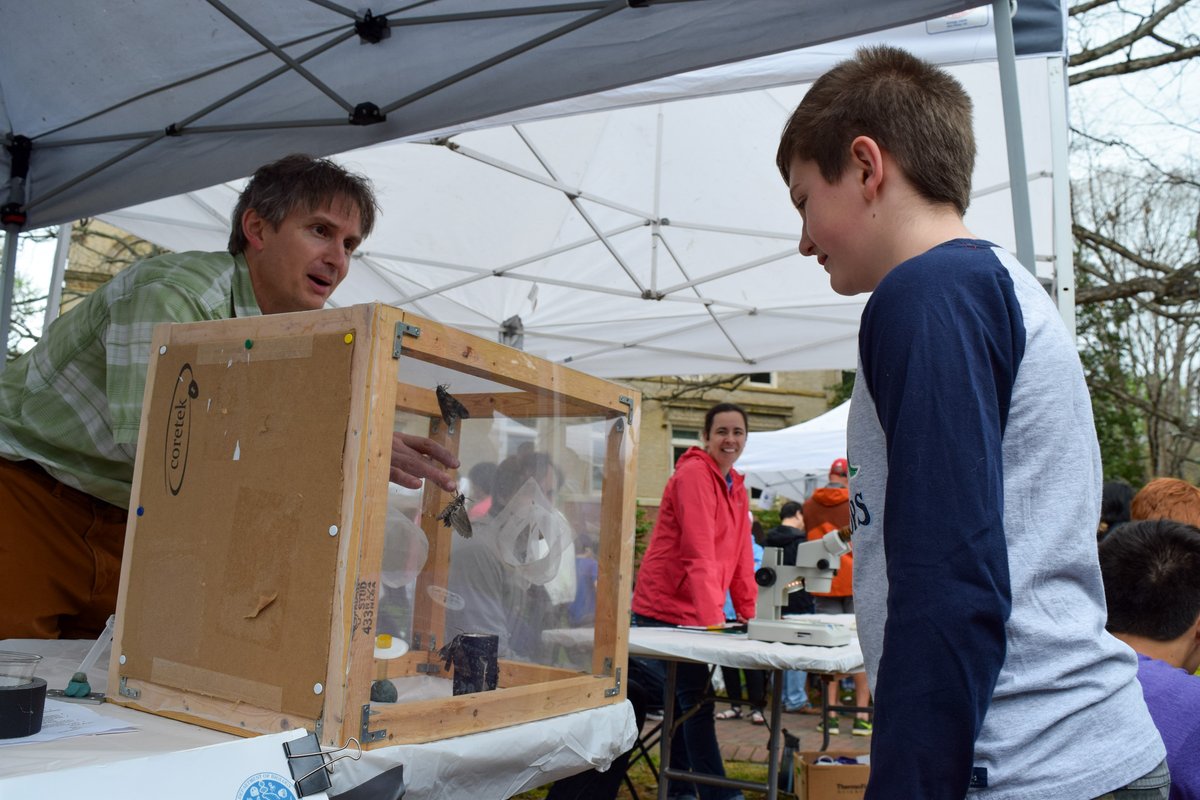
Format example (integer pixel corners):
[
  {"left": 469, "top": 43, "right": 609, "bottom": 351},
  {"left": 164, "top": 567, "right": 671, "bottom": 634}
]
[{"left": 775, "top": 45, "right": 1166, "bottom": 799}]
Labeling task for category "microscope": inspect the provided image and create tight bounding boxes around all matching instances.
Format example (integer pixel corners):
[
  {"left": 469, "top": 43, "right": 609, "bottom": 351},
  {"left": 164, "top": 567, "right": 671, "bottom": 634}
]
[{"left": 747, "top": 528, "right": 852, "bottom": 647}]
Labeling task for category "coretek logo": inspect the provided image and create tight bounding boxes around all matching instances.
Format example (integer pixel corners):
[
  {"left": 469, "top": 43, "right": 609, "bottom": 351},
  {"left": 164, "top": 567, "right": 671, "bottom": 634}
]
[{"left": 164, "top": 363, "right": 199, "bottom": 495}]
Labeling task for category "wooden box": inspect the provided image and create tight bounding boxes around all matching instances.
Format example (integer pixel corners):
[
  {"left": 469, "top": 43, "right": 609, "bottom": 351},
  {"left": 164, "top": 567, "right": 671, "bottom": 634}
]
[{"left": 108, "top": 304, "right": 640, "bottom": 749}]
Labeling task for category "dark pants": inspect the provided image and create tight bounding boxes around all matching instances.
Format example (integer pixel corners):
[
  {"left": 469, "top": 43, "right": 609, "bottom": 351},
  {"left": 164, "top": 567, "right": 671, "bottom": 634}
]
[{"left": 721, "top": 666, "right": 766, "bottom": 712}]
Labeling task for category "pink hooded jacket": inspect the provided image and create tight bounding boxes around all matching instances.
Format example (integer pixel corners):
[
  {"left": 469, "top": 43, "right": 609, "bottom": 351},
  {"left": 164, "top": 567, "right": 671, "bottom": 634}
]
[{"left": 631, "top": 447, "right": 756, "bottom": 626}]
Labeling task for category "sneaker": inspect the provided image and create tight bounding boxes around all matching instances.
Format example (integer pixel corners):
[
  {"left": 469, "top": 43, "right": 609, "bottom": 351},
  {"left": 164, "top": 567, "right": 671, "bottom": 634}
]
[
  {"left": 645, "top": 710, "right": 664, "bottom": 722},
  {"left": 852, "top": 718, "right": 873, "bottom": 736},
  {"left": 816, "top": 715, "right": 839, "bottom": 735}
]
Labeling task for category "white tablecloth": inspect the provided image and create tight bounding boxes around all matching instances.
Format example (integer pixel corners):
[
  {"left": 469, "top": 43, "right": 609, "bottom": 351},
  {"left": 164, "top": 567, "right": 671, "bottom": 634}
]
[
  {"left": 628, "top": 614, "right": 863, "bottom": 673},
  {"left": 0, "top": 638, "right": 635, "bottom": 798}
]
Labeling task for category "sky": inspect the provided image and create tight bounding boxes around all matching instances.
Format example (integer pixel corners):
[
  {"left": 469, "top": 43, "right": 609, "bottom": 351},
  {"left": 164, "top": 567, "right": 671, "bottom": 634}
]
[{"left": 5, "top": 229, "right": 63, "bottom": 340}]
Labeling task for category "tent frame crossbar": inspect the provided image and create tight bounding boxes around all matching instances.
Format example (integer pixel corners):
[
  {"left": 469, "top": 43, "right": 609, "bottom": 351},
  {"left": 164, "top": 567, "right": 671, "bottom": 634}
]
[
  {"left": 209, "top": 0, "right": 356, "bottom": 113},
  {"left": 439, "top": 139, "right": 655, "bottom": 221},
  {"left": 381, "top": 2, "right": 626, "bottom": 115},
  {"left": 513, "top": 125, "right": 649, "bottom": 295}
]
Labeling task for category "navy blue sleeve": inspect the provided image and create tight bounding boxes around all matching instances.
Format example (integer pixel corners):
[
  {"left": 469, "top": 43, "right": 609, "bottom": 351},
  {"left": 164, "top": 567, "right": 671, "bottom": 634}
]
[{"left": 860, "top": 250, "right": 1022, "bottom": 799}]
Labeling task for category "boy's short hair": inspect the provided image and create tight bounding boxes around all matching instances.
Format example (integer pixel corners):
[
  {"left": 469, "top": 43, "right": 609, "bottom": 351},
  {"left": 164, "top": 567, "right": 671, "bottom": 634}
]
[
  {"left": 779, "top": 500, "right": 803, "bottom": 521},
  {"left": 1130, "top": 477, "right": 1200, "bottom": 527},
  {"left": 1099, "top": 479, "right": 1135, "bottom": 538},
  {"left": 776, "top": 45, "right": 975, "bottom": 215},
  {"left": 1099, "top": 519, "right": 1200, "bottom": 641},
  {"left": 228, "top": 153, "right": 378, "bottom": 254}
]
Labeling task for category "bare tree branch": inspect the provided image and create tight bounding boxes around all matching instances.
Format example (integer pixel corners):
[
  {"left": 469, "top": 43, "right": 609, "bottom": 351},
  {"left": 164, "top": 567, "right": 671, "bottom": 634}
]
[
  {"left": 1069, "top": 0, "right": 1191, "bottom": 67},
  {"left": 1069, "top": 0, "right": 1119, "bottom": 18},
  {"left": 645, "top": 374, "right": 751, "bottom": 404},
  {"left": 1071, "top": 43, "right": 1200, "bottom": 85}
]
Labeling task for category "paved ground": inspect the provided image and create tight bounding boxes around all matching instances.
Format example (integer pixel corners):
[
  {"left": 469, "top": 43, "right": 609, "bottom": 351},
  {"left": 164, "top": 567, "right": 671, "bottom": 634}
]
[{"left": 642, "top": 707, "right": 872, "bottom": 765}]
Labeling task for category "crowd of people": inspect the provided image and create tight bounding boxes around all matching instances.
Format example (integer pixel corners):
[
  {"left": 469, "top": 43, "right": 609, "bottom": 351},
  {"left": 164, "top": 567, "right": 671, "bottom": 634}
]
[{"left": 4, "top": 41, "right": 1199, "bottom": 800}]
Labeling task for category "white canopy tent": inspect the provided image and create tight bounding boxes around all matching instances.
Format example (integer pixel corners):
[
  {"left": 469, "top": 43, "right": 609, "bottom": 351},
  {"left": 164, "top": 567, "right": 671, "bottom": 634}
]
[
  {"left": 1, "top": 0, "right": 1066, "bottom": 374},
  {"left": 737, "top": 401, "right": 851, "bottom": 502},
  {"left": 94, "top": 3, "right": 1070, "bottom": 378}
]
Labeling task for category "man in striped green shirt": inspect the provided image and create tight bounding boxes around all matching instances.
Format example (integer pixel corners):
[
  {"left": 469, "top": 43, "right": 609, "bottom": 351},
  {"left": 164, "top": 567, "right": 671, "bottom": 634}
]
[{"left": 0, "top": 154, "right": 458, "bottom": 639}]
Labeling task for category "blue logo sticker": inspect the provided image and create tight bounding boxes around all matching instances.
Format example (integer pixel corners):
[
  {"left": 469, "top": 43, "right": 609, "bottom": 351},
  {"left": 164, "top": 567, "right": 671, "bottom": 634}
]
[{"left": 236, "top": 773, "right": 297, "bottom": 800}]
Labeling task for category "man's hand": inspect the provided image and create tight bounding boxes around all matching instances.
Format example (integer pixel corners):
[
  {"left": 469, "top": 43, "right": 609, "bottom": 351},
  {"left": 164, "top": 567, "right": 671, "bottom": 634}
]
[{"left": 390, "top": 432, "right": 459, "bottom": 492}]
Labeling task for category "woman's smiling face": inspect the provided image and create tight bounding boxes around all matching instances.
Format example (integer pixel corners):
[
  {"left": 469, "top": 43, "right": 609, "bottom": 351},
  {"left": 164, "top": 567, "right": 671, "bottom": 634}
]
[{"left": 703, "top": 410, "right": 747, "bottom": 474}]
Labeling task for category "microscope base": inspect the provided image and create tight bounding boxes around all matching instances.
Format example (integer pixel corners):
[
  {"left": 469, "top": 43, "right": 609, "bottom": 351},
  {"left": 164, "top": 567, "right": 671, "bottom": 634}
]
[{"left": 747, "top": 618, "right": 851, "bottom": 647}]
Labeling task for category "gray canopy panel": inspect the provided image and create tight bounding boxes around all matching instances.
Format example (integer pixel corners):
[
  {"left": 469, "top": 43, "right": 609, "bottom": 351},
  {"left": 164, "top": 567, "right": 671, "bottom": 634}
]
[{"left": 3, "top": 0, "right": 991, "bottom": 230}]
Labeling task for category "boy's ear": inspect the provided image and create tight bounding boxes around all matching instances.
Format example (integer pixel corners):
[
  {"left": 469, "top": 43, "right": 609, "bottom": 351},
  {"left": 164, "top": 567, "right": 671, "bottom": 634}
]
[
  {"left": 241, "top": 208, "right": 268, "bottom": 252},
  {"left": 849, "top": 135, "right": 885, "bottom": 200}
]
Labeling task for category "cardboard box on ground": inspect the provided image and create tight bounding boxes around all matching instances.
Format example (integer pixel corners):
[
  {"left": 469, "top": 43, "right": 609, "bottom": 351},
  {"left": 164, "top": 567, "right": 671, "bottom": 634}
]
[{"left": 798, "top": 751, "right": 870, "bottom": 800}]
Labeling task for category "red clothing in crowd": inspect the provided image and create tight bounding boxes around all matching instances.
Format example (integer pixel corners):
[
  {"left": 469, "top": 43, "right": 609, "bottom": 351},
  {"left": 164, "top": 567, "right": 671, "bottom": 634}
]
[{"left": 804, "top": 484, "right": 853, "bottom": 597}]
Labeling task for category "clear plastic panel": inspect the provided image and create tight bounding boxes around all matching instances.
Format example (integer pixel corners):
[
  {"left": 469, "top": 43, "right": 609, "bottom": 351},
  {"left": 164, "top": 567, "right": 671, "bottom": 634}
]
[{"left": 374, "top": 355, "right": 620, "bottom": 706}]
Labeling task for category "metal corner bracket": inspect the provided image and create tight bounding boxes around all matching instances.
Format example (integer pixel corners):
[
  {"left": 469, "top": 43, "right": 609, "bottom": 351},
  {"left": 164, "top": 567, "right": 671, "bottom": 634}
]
[
  {"left": 361, "top": 703, "right": 387, "bottom": 743},
  {"left": 618, "top": 395, "right": 634, "bottom": 424},
  {"left": 604, "top": 666, "right": 623, "bottom": 698},
  {"left": 393, "top": 322, "right": 422, "bottom": 358}
]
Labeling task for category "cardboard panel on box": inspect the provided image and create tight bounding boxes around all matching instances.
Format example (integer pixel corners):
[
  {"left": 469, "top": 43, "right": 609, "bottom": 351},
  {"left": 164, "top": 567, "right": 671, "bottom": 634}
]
[{"left": 799, "top": 751, "right": 869, "bottom": 800}]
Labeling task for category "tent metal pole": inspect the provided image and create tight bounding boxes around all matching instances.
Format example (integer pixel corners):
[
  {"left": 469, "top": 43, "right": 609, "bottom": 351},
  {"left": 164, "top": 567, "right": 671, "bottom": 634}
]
[
  {"left": 1046, "top": 56, "right": 1075, "bottom": 334},
  {"left": 992, "top": 0, "right": 1036, "bottom": 275},
  {"left": 651, "top": 106, "right": 665, "bottom": 294},
  {"left": 43, "top": 221, "right": 72, "bottom": 330},
  {"left": 0, "top": 224, "right": 18, "bottom": 371}
]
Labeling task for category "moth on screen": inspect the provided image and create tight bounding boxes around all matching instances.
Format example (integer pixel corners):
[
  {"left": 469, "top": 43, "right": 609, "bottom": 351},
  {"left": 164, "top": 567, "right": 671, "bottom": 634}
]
[
  {"left": 437, "top": 492, "right": 473, "bottom": 538},
  {"left": 436, "top": 384, "right": 470, "bottom": 429}
]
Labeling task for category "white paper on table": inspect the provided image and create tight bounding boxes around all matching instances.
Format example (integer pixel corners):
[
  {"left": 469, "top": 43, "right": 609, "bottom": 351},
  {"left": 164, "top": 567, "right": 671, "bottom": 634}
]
[{"left": 0, "top": 700, "right": 135, "bottom": 748}]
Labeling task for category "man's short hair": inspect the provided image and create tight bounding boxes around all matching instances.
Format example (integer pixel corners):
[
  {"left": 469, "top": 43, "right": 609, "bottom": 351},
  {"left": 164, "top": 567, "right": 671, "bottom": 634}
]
[
  {"left": 1130, "top": 477, "right": 1200, "bottom": 527},
  {"left": 775, "top": 45, "right": 975, "bottom": 215},
  {"left": 1099, "top": 519, "right": 1200, "bottom": 641},
  {"left": 780, "top": 501, "right": 803, "bottom": 522},
  {"left": 228, "top": 153, "right": 379, "bottom": 255}
]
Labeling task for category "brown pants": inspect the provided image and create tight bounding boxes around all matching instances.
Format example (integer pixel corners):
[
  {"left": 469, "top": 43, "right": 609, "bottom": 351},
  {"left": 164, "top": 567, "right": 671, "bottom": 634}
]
[{"left": 0, "top": 458, "right": 128, "bottom": 639}]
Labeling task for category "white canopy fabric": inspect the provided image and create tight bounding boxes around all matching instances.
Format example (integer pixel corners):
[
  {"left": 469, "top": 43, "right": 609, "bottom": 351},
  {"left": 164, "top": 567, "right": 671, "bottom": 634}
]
[
  {"left": 737, "top": 401, "right": 850, "bottom": 502},
  {"left": 98, "top": 8, "right": 1066, "bottom": 377}
]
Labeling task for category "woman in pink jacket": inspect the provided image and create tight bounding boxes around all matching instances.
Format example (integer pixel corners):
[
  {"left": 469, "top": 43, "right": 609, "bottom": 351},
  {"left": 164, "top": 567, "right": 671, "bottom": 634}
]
[{"left": 630, "top": 402, "right": 756, "bottom": 800}]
